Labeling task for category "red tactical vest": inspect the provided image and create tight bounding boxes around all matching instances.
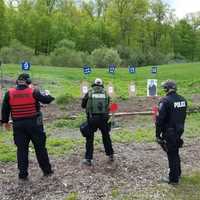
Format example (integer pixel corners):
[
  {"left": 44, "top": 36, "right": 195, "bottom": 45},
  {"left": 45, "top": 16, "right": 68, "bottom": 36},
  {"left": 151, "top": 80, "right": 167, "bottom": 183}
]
[{"left": 9, "top": 87, "right": 37, "bottom": 119}]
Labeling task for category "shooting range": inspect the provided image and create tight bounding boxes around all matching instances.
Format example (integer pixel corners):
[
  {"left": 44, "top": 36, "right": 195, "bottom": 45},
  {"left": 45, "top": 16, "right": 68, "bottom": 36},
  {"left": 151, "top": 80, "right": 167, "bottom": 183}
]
[{"left": 0, "top": 1, "right": 200, "bottom": 199}]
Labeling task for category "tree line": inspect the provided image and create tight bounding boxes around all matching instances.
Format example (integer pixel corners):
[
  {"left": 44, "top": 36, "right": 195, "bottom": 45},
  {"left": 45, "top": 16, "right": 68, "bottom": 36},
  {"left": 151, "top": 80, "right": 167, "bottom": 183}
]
[{"left": 0, "top": 0, "right": 200, "bottom": 68}]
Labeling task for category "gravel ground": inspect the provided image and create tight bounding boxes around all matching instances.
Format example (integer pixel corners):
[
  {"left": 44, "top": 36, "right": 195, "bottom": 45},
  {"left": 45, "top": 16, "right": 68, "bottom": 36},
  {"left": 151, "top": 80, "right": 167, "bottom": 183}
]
[{"left": 0, "top": 139, "right": 200, "bottom": 200}]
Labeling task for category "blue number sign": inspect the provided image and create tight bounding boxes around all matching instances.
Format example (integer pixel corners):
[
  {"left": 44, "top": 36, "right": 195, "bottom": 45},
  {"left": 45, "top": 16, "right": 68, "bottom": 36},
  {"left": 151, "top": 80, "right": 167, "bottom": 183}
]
[
  {"left": 129, "top": 65, "right": 136, "bottom": 74},
  {"left": 151, "top": 66, "right": 157, "bottom": 74},
  {"left": 21, "top": 61, "right": 31, "bottom": 71},
  {"left": 83, "top": 65, "right": 91, "bottom": 75},
  {"left": 109, "top": 64, "right": 116, "bottom": 74}
]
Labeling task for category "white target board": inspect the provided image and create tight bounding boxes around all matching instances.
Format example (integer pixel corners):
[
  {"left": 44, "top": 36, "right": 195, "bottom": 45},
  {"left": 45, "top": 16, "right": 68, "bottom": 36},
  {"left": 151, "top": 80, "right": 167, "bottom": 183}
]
[{"left": 147, "top": 79, "right": 157, "bottom": 97}]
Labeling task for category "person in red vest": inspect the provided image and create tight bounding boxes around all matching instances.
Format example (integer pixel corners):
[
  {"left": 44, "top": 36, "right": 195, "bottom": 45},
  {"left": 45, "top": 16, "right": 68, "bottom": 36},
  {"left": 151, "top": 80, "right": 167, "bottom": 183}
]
[{"left": 1, "top": 73, "right": 54, "bottom": 181}]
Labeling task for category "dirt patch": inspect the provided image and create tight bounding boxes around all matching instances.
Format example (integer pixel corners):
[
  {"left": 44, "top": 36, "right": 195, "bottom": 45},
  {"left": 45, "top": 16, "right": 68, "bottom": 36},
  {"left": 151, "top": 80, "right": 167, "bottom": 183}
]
[
  {"left": 41, "top": 96, "right": 160, "bottom": 123},
  {"left": 191, "top": 94, "right": 200, "bottom": 105},
  {"left": 0, "top": 139, "right": 200, "bottom": 200}
]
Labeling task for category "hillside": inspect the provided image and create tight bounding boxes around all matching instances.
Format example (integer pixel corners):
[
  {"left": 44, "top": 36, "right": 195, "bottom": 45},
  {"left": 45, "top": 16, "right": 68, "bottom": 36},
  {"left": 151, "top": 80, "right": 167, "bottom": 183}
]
[{"left": 1, "top": 62, "right": 200, "bottom": 98}]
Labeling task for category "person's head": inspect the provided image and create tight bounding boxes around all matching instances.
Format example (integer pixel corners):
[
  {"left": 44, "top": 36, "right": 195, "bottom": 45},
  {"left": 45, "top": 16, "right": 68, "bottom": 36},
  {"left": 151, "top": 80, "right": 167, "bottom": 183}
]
[
  {"left": 150, "top": 80, "right": 155, "bottom": 86},
  {"left": 161, "top": 80, "right": 177, "bottom": 93},
  {"left": 16, "top": 73, "right": 32, "bottom": 86},
  {"left": 93, "top": 78, "right": 103, "bottom": 87}
]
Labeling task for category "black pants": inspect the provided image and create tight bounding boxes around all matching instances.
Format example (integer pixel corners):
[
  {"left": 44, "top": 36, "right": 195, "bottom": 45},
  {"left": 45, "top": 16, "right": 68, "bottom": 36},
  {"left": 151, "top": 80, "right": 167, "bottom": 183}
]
[
  {"left": 13, "top": 118, "right": 52, "bottom": 178},
  {"left": 85, "top": 115, "right": 114, "bottom": 160},
  {"left": 167, "top": 149, "right": 181, "bottom": 182},
  {"left": 165, "top": 130, "right": 181, "bottom": 183}
]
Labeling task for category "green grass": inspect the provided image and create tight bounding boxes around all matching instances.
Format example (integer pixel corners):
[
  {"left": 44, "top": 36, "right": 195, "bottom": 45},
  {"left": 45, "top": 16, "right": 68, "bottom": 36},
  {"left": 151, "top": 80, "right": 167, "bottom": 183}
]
[
  {"left": 111, "top": 188, "right": 120, "bottom": 199},
  {"left": 185, "top": 113, "right": 200, "bottom": 138},
  {"left": 2, "top": 63, "right": 200, "bottom": 100},
  {"left": 64, "top": 192, "right": 78, "bottom": 200},
  {"left": 46, "top": 137, "right": 84, "bottom": 156},
  {"left": 0, "top": 131, "right": 16, "bottom": 162},
  {"left": 47, "top": 113, "right": 85, "bottom": 129},
  {"left": 124, "top": 171, "right": 200, "bottom": 200},
  {"left": 111, "top": 128, "right": 154, "bottom": 143},
  {"left": 0, "top": 112, "right": 199, "bottom": 162}
]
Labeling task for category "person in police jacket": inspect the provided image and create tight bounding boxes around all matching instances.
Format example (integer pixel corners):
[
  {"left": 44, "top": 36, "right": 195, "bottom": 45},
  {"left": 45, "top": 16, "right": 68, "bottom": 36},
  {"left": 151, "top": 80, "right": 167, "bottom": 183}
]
[
  {"left": 1, "top": 73, "right": 54, "bottom": 180},
  {"left": 156, "top": 80, "right": 187, "bottom": 184}
]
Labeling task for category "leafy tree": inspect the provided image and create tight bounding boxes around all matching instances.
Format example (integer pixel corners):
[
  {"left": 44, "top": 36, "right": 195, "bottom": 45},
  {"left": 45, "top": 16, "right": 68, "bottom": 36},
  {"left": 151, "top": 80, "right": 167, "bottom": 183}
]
[
  {"left": 0, "top": 0, "right": 8, "bottom": 48},
  {"left": 173, "top": 20, "right": 195, "bottom": 60},
  {"left": 91, "top": 47, "right": 121, "bottom": 67}
]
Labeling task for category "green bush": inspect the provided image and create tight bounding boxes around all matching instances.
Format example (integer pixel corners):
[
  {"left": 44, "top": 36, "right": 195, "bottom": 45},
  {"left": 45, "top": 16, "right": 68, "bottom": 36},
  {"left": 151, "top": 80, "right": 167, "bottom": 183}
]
[
  {"left": 31, "top": 55, "right": 51, "bottom": 66},
  {"left": 91, "top": 47, "right": 121, "bottom": 68},
  {"left": 50, "top": 47, "right": 84, "bottom": 67},
  {"left": 0, "top": 40, "right": 34, "bottom": 64}
]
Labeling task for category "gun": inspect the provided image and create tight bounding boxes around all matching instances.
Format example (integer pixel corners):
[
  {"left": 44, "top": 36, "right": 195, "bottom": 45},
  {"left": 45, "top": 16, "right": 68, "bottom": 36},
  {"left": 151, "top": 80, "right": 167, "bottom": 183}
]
[{"left": 157, "top": 138, "right": 168, "bottom": 152}]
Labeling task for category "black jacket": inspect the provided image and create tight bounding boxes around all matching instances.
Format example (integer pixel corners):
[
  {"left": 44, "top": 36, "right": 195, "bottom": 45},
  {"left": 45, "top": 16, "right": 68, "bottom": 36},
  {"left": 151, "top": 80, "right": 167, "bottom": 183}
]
[
  {"left": 1, "top": 85, "right": 55, "bottom": 123},
  {"left": 156, "top": 91, "right": 187, "bottom": 138}
]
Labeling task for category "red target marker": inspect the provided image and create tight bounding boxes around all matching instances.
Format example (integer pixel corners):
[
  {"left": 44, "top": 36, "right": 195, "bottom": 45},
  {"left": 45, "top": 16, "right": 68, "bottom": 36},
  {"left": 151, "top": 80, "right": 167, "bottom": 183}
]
[{"left": 109, "top": 103, "right": 119, "bottom": 113}]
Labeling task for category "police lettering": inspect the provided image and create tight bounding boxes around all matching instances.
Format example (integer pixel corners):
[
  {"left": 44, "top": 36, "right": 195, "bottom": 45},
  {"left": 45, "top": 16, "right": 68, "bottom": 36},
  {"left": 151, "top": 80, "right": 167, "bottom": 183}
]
[
  {"left": 174, "top": 101, "right": 186, "bottom": 108},
  {"left": 92, "top": 93, "right": 106, "bottom": 98}
]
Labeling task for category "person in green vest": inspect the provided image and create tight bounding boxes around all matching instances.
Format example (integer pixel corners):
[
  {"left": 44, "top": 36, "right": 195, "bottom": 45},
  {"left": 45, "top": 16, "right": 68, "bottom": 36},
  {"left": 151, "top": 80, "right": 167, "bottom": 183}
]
[{"left": 81, "top": 78, "right": 114, "bottom": 166}]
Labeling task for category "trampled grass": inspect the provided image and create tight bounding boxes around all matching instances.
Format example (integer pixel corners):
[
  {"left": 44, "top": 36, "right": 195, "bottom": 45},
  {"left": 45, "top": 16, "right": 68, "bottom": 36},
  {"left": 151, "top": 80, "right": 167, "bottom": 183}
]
[
  {"left": 124, "top": 171, "right": 200, "bottom": 200},
  {"left": 0, "top": 112, "right": 199, "bottom": 162}
]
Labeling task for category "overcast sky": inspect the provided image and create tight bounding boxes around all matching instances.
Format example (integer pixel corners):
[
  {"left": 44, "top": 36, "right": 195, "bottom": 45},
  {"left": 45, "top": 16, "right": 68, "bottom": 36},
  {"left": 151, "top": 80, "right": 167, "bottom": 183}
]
[{"left": 164, "top": 0, "right": 200, "bottom": 18}]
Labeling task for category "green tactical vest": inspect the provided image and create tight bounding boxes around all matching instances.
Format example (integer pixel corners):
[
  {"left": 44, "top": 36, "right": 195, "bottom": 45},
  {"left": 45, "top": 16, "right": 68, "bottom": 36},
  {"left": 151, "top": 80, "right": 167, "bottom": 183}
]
[{"left": 86, "top": 86, "right": 109, "bottom": 114}]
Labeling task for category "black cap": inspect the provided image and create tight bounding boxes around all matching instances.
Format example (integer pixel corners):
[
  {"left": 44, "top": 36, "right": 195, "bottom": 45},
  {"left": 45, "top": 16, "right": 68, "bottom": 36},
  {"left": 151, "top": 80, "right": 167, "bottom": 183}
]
[
  {"left": 161, "top": 80, "right": 177, "bottom": 92},
  {"left": 17, "top": 73, "right": 32, "bottom": 85}
]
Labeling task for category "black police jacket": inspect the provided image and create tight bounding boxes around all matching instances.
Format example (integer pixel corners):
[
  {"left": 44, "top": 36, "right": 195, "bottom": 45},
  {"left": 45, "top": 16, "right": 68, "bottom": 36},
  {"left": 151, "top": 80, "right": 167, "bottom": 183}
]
[
  {"left": 1, "top": 85, "right": 55, "bottom": 123},
  {"left": 156, "top": 91, "right": 187, "bottom": 139}
]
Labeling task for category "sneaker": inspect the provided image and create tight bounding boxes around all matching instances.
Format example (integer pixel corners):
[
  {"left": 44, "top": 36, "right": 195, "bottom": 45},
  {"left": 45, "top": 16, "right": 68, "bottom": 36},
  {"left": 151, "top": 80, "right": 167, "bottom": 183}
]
[
  {"left": 108, "top": 155, "right": 114, "bottom": 162},
  {"left": 160, "top": 176, "right": 179, "bottom": 185},
  {"left": 160, "top": 176, "right": 170, "bottom": 183},
  {"left": 82, "top": 159, "right": 92, "bottom": 166},
  {"left": 43, "top": 170, "right": 54, "bottom": 177}
]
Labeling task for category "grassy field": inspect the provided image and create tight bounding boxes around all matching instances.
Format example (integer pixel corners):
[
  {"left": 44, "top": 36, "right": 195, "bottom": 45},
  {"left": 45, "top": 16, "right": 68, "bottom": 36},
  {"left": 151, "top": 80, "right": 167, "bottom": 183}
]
[
  {"left": 1, "top": 63, "right": 200, "bottom": 100},
  {"left": 0, "top": 63, "right": 200, "bottom": 200},
  {"left": 0, "top": 62, "right": 200, "bottom": 161}
]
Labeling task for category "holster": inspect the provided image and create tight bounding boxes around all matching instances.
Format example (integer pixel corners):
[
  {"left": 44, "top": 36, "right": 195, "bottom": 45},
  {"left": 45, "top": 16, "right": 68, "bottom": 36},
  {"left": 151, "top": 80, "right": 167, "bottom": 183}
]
[
  {"left": 80, "top": 121, "right": 92, "bottom": 138},
  {"left": 36, "top": 112, "right": 43, "bottom": 126}
]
